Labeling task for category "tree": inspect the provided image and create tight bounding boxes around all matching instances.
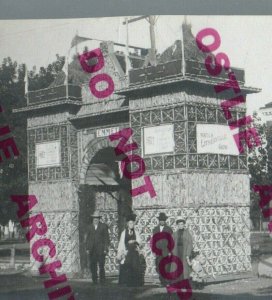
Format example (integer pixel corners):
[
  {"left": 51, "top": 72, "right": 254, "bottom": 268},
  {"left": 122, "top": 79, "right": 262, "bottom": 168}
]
[
  {"left": 0, "top": 57, "right": 27, "bottom": 225},
  {"left": 248, "top": 111, "right": 269, "bottom": 230},
  {"left": 28, "top": 54, "right": 65, "bottom": 90},
  {"left": 0, "top": 55, "right": 64, "bottom": 226}
]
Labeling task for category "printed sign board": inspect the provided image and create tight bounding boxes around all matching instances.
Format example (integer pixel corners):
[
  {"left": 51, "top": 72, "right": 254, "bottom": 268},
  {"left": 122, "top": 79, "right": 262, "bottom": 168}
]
[
  {"left": 143, "top": 124, "right": 174, "bottom": 155},
  {"left": 96, "top": 127, "right": 120, "bottom": 138},
  {"left": 197, "top": 124, "right": 239, "bottom": 155},
  {"left": 36, "top": 141, "right": 61, "bottom": 168}
]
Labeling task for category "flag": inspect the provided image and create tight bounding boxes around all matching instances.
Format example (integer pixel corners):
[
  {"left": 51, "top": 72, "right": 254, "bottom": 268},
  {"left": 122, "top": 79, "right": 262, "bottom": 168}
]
[
  {"left": 24, "top": 65, "right": 29, "bottom": 95},
  {"left": 70, "top": 34, "right": 92, "bottom": 48}
]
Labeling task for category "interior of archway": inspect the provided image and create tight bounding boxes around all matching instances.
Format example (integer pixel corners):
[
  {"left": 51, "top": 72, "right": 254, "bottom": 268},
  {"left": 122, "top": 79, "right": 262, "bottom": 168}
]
[{"left": 78, "top": 147, "right": 132, "bottom": 275}]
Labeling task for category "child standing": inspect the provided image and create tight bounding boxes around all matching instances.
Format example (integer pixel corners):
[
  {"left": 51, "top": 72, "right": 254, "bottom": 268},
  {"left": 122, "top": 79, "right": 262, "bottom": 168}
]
[{"left": 187, "top": 251, "right": 205, "bottom": 290}]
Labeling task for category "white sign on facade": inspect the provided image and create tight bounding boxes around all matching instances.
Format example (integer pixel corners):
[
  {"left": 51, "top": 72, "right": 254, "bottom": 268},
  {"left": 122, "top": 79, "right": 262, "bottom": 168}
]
[
  {"left": 143, "top": 124, "right": 175, "bottom": 155},
  {"left": 36, "top": 141, "right": 61, "bottom": 168},
  {"left": 96, "top": 127, "right": 120, "bottom": 138},
  {"left": 197, "top": 124, "right": 239, "bottom": 155}
]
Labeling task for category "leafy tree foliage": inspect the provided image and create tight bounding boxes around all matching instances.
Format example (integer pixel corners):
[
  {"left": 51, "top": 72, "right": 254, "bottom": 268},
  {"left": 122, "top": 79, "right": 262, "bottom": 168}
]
[
  {"left": 248, "top": 112, "right": 270, "bottom": 230},
  {"left": 28, "top": 54, "right": 65, "bottom": 90},
  {"left": 0, "top": 55, "right": 64, "bottom": 226}
]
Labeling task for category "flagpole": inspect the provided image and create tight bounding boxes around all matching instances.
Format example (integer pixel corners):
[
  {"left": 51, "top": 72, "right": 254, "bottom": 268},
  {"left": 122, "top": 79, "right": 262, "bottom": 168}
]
[
  {"left": 65, "top": 49, "right": 70, "bottom": 100},
  {"left": 181, "top": 22, "right": 186, "bottom": 77},
  {"left": 125, "top": 17, "right": 129, "bottom": 76},
  {"left": 148, "top": 16, "right": 157, "bottom": 66},
  {"left": 65, "top": 34, "right": 93, "bottom": 98},
  {"left": 75, "top": 30, "right": 79, "bottom": 54},
  {"left": 66, "top": 74, "right": 68, "bottom": 100}
]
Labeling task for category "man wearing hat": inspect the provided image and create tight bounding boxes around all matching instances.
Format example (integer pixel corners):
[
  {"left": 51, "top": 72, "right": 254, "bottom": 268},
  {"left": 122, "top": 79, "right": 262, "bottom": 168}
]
[
  {"left": 152, "top": 212, "right": 173, "bottom": 286},
  {"left": 86, "top": 210, "right": 109, "bottom": 284}
]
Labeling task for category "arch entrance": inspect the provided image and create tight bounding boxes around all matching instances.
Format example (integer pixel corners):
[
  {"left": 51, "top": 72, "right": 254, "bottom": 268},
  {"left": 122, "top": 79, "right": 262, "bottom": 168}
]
[{"left": 78, "top": 141, "right": 132, "bottom": 276}]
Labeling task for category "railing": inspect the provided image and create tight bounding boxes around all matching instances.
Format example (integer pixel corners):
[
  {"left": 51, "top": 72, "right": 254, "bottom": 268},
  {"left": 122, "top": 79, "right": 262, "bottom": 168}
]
[
  {"left": 185, "top": 59, "right": 245, "bottom": 84},
  {"left": 27, "top": 85, "right": 82, "bottom": 106},
  {"left": 129, "top": 59, "right": 245, "bottom": 85},
  {"left": 129, "top": 60, "right": 182, "bottom": 84},
  {"left": 0, "top": 243, "right": 29, "bottom": 269}
]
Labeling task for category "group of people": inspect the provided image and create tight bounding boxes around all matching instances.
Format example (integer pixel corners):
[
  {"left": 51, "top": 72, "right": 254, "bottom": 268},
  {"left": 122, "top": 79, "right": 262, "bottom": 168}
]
[{"left": 85, "top": 210, "right": 205, "bottom": 289}]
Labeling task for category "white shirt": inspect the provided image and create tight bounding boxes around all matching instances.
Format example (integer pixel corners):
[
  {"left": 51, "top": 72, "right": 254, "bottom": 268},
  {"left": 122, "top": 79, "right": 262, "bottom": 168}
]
[
  {"left": 94, "top": 225, "right": 98, "bottom": 230},
  {"left": 160, "top": 226, "right": 164, "bottom": 232}
]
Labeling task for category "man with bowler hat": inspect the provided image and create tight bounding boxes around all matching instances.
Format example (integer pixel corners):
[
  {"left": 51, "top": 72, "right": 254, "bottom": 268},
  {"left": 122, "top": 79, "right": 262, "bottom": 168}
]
[
  {"left": 152, "top": 212, "right": 173, "bottom": 286},
  {"left": 86, "top": 210, "right": 109, "bottom": 284}
]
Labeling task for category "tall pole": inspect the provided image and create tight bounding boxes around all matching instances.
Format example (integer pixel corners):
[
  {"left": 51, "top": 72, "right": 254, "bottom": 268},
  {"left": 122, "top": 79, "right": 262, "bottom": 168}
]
[
  {"left": 122, "top": 15, "right": 157, "bottom": 66},
  {"left": 75, "top": 30, "right": 79, "bottom": 54},
  {"left": 125, "top": 17, "right": 130, "bottom": 76},
  {"left": 64, "top": 49, "right": 70, "bottom": 99},
  {"left": 181, "top": 23, "right": 186, "bottom": 77},
  {"left": 65, "top": 60, "right": 69, "bottom": 100},
  {"left": 149, "top": 16, "right": 157, "bottom": 66}
]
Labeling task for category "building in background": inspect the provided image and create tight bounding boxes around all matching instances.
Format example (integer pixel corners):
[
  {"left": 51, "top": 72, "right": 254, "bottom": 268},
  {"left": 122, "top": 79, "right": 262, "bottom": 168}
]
[{"left": 260, "top": 102, "right": 272, "bottom": 125}]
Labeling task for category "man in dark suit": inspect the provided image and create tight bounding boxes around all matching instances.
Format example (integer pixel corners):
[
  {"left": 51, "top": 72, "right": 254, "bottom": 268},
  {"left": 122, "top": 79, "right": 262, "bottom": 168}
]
[
  {"left": 152, "top": 212, "right": 173, "bottom": 286},
  {"left": 86, "top": 210, "right": 109, "bottom": 284}
]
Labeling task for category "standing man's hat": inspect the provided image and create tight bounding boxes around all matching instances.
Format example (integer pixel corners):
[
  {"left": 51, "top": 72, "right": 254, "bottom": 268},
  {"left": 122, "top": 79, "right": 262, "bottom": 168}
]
[
  {"left": 126, "top": 213, "right": 136, "bottom": 222},
  {"left": 176, "top": 217, "right": 185, "bottom": 224},
  {"left": 157, "top": 212, "right": 168, "bottom": 221},
  {"left": 91, "top": 210, "right": 102, "bottom": 218}
]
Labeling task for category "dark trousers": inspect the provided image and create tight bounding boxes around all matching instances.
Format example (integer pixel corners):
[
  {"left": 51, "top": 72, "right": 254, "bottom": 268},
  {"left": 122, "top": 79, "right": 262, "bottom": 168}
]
[
  {"left": 89, "top": 253, "right": 106, "bottom": 282},
  {"left": 155, "top": 256, "right": 170, "bottom": 285}
]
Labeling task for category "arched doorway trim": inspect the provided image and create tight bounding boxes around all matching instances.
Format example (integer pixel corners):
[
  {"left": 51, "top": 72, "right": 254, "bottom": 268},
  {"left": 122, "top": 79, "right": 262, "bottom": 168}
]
[{"left": 79, "top": 137, "right": 115, "bottom": 184}]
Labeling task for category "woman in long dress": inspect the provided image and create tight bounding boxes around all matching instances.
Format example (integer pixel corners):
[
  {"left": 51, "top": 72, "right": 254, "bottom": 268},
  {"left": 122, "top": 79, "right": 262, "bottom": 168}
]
[
  {"left": 171, "top": 218, "right": 193, "bottom": 281},
  {"left": 117, "top": 214, "right": 146, "bottom": 286}
]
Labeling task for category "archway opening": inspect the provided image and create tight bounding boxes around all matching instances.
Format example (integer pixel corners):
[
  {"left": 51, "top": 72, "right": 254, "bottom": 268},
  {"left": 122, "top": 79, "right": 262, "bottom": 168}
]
[{"left": 78, "top": 147, "right": 132, "bottom": 276}]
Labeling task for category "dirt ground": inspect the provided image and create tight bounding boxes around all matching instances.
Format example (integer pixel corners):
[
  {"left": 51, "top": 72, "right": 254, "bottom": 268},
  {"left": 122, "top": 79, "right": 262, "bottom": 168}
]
[
  {"left": 0, "top": 274, "right": 271, "bottom": 300},
  {"left": 0, "top": 233, "right": 271, "bottom": 299}
]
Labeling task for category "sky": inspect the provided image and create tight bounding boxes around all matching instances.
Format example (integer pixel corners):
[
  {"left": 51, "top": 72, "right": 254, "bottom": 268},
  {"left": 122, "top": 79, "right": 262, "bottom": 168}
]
[{"left": 0, "top": 16, "right": 271, "bottom": 117}]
